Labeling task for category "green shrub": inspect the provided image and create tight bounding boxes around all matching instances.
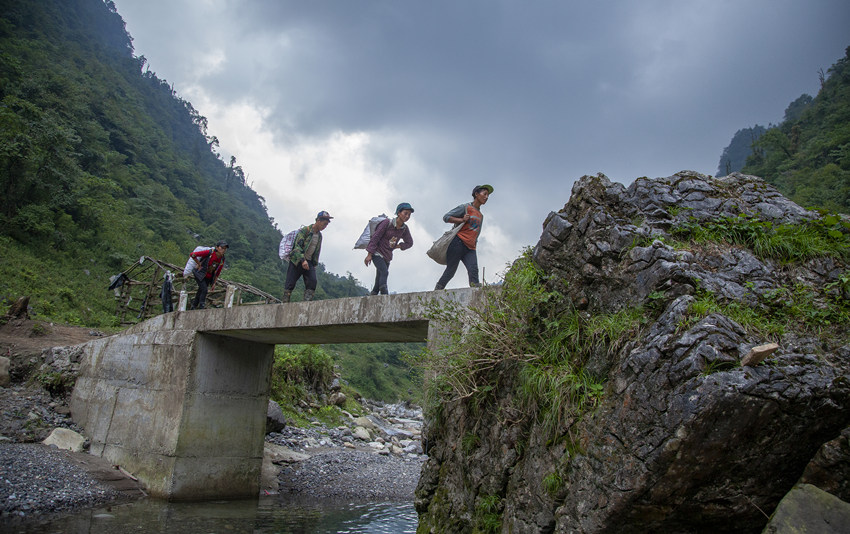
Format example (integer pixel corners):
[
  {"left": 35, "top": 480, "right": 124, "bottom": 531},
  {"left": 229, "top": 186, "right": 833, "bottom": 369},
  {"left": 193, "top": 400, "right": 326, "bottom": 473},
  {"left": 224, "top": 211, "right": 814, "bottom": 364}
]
[
  {"left": 35, "top": 371, "right": 75, "bottom": 397},
  {"left": 272, "top": 345, "right": 335, "bottom": 392},
  {"left": 420, "top": 249, "right": 645, "bottom": 443},
  {"left": 462, "top": 432, "right": 481, "bottom": 455},
  {"left": 672, "top": 213, "right": 850, "bottom": 262},
  {"left": 30, "top": 322, "right": 49, "bottom": 336},
  {"left": 543, "top": 471, "right": 563, "bottom": 496},
  {"left": 269, "top": 345, "right": 335, "bottom": 411},
  {"left": 313, "top": 405, "right": 346, "bottom": 426},
  {"left": 474, "top": 494, "right": 502, "bottom": 534},
  {"left": 685, "top": 284, "right": 850, "bottom": 341}
]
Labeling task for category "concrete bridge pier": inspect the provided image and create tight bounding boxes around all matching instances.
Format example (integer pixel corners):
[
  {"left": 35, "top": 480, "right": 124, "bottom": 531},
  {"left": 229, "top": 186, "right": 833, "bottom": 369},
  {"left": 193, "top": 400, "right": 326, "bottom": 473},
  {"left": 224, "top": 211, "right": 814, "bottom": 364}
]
[
  {"left": 70, "top": 288, "right": 486, "bottom": 500},
  {"left": 70, "top": 328, "right": 273, "bottom": 499}
]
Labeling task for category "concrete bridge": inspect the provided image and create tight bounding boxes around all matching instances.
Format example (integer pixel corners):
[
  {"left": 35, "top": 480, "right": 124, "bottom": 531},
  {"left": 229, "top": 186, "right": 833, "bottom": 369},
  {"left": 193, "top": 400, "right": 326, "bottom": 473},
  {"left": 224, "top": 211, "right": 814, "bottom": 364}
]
[{"left": 69, "top": 288, "right": 486, "bottom": 500}]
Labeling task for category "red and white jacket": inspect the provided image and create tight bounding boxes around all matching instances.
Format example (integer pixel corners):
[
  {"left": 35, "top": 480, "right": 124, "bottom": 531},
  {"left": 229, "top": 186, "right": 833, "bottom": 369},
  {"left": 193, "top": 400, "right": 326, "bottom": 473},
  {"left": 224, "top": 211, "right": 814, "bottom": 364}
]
[{"left": 190, "top": 247, "right": 225, "bottom": 286}]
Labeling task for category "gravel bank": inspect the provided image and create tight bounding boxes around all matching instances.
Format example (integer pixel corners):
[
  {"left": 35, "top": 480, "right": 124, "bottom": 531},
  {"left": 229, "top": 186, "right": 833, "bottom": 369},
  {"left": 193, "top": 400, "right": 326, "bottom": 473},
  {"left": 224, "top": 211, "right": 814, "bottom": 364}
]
[
  {"left": 0, "top": 443, "right": 120, "bottom": 522},
  {"left": 277, "top": 449, "right": 425, "bottom": 503},
  {"left": 1, "top": 411, "right": 426, "bottom": 525},
  {"left": 2, "top": 365, "right": 425, "bottom": 524}
]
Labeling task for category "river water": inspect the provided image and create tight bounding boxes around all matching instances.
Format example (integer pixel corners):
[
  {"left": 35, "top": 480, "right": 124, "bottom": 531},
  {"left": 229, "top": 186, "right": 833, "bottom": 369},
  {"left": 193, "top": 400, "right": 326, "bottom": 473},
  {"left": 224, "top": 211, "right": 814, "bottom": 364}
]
[{"left": 10, "top": 497, "right": 418, "bottom": 533}]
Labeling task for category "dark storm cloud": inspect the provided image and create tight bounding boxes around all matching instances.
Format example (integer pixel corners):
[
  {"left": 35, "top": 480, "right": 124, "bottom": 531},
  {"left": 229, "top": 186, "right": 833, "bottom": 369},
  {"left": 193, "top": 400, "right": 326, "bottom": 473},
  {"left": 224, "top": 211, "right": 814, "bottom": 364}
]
[
  {"left": 112, "top": 0, "right": 849, "bottom": 289},
  {"left": 203, "top": 0, "right": 848, "bottom": 182},
  {"left": 116, "top": 0, "right": 850, "bottom": 185}
]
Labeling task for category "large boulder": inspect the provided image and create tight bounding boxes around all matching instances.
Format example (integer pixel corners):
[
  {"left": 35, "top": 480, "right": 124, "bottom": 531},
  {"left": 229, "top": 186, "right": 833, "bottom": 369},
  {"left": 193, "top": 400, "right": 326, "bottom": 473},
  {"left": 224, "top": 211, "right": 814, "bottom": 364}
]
[
  {"left": 416, "top": 172, "right": 850, "bottom": 533},
  {"left": 42, "top": 427, "right": 85, "bottom": 452},
  {"left": 266, "top": 400, "right": 287, "bottom": 434},
  {"left": 761, "top": 484, "right": 850, "bottom": 534},
  {"left": 799, "top": 426, "right": 850, "bottom": 503}
]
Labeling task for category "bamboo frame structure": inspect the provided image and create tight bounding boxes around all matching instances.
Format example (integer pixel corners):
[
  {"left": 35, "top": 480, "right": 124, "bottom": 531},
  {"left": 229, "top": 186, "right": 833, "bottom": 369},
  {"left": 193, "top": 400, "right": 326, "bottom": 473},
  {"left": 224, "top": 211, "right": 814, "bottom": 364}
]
[{"left": 110, "top": 256, "right": 280, "bottom": 325}]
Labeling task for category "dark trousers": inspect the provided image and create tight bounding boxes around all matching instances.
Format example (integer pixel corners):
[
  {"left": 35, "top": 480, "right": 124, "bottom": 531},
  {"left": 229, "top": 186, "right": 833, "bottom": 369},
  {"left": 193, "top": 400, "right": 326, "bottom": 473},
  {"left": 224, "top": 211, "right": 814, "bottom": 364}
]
[
  {"left": 436, "top": 235, "right": 479, "bottom": 289},
  {"left": 191, "top": 270, "right": 211, "bottom": 309},
  {"left": 371, "top": 256, "right": 390, "bottom": 295},
  {"left": 285, "top": 261, "right": 318, "bottom": 291}
]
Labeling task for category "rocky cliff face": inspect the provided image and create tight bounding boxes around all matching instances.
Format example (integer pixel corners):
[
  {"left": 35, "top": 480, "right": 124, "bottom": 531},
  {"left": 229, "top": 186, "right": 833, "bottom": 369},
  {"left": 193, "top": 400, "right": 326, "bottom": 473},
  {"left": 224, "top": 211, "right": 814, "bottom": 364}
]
[{"left": 415, "top": 171, "right": 850, "bottom": 533}]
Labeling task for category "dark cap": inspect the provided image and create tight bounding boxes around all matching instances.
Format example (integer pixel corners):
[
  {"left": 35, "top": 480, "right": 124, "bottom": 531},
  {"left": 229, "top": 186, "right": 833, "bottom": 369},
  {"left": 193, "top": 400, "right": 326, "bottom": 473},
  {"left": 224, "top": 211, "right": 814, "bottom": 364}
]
[
  {"left": 216, "top": 240, "right": 229, "bottom": 248},
  {"left": 316, "top": 211, "right": 334, "bottom": 221},
  {"left": 396, "top": 202, "right": 414, "bottom": 214},
  {"left": 472, "top": 184, "right": 494, "bottom": 196}
]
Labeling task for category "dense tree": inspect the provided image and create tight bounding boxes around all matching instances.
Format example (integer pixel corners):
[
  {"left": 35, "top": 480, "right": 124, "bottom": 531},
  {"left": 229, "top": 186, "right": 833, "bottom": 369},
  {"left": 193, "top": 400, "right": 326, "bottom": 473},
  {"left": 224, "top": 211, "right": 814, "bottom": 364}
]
[
  {"left": 739, "top": 47, "right": 850, "bottom": 214},
  {"left": 716, "top": 125, "right": 766, "bottom": 176},
  {"left": 0, "top": 0, "right": 370, "bottom": 324},
  {"left": 783, "top": 94, "right": 814, "bottom": 122}
]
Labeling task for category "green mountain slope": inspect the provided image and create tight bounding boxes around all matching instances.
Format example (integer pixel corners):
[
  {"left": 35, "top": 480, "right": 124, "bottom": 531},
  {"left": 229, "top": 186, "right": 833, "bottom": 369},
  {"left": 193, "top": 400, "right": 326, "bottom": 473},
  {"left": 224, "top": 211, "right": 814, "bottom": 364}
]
[
  {"left": 738, "top": 47, "right": 850, "bottom": 214},
  {"left": 0, "top": 0, "right": 418, "bottom": 403},
  {"left": 716, "top": 125, "right": 766, "bottom": 176},
  {"left": 0, "top": 0, "right": 368, "bottom": 324}
]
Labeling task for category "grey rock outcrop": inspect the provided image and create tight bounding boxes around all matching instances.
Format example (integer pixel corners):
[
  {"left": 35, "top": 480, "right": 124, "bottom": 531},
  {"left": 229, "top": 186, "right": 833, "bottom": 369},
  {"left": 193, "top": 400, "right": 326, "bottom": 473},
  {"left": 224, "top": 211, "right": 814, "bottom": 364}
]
[
  {"left": 799, "top": 426, "right": 850, "bottom": 503},
  {"left": 761, "top": 484, "right": 850, "bottom": 534},
  {"left": 416, "top": 172, "right": 850, "bottom": 533},
  {"left": 266, "top": 399, "right": 287, "bottom": 434}
]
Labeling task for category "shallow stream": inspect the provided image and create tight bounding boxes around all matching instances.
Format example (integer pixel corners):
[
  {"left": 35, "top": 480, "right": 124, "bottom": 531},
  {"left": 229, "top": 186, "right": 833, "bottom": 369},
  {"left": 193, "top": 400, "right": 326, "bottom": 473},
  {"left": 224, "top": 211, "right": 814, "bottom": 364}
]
[{"left": 10, "top": 497, "right": 418, "bottom": 533}]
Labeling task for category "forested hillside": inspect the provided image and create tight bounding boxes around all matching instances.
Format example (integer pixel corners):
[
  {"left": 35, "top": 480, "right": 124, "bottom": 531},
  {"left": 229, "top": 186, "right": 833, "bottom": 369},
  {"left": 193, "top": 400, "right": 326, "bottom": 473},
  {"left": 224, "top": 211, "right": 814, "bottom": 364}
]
[
  {"left": 0, "top": 0, "right": 421, "bottom": 403},
  {"left": 0, "top": 0, "right": 366, "bottom": 325},
  {"left": 718, "top": 46, "right": 850, "bottom": 214},
  {"left": 716, "top": 125, "right": 766, "bottom": 176}
]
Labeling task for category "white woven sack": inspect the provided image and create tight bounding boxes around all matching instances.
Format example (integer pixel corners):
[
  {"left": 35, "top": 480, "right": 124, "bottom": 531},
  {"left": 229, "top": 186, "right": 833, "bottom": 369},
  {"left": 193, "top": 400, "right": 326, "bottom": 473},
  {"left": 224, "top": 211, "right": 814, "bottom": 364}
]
[
  {"left": 183, "top": 246, "right": 210, "bottom": 277},
  {"left": 353, "top": 214, "right": 388, "bottom": 249},
  {"left": 279, "top": 229, "right": 300, "bottom": 262},
  {"left": 426, "top": 224, "right": 462, "bottom": 265}
]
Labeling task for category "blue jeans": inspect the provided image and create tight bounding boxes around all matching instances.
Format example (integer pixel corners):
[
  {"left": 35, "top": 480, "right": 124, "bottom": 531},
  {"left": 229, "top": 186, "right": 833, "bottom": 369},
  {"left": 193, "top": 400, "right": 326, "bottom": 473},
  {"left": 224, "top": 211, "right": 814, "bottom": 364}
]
[
  {"left": 436, "top": 236, "right": 478, "bottom": 289},
  {"left": 285, "top": 261, "right": 318, "bottom": 291},
  {"left": 371, "top": 256, "right": 390, "bottom": 295}
]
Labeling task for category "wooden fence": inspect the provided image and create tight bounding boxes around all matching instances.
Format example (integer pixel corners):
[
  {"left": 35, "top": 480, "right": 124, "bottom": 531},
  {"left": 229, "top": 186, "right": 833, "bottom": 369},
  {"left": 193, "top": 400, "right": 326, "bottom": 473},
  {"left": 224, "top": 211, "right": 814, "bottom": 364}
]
[{"left": 109, "top": 256, "right": 280, "bottom": 324}]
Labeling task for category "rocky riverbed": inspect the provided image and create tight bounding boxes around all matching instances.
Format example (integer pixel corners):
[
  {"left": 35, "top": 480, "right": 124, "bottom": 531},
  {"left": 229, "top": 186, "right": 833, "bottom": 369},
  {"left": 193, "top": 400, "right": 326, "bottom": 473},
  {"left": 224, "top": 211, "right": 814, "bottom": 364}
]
[{"left": 1, "top": 352, "right": 427, "bottom": 526}]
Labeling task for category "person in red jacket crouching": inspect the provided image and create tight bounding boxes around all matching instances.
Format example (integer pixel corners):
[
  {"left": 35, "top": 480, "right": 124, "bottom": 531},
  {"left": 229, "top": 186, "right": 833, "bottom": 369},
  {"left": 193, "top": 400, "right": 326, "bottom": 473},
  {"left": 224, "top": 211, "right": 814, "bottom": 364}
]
[{"left": 188, "top": 240, "right": 228, "bottom": 309}]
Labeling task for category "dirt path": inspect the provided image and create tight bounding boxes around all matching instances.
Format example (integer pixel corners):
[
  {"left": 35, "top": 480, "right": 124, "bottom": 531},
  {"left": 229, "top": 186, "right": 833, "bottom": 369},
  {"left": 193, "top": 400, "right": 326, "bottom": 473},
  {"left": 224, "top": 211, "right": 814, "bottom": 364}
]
[
  {"left": 0, "top": 317, "right": 104, "bottom": 357},
  {"left": 0, "top": 317, "right": 110, "bottom": 384}
]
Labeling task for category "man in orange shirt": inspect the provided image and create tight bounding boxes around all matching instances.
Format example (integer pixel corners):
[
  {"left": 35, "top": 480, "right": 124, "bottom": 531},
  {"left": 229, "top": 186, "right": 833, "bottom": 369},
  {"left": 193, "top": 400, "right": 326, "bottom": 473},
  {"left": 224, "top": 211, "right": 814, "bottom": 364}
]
[{"left": 435, "top": 185, "right": 492, "bottom": 290}]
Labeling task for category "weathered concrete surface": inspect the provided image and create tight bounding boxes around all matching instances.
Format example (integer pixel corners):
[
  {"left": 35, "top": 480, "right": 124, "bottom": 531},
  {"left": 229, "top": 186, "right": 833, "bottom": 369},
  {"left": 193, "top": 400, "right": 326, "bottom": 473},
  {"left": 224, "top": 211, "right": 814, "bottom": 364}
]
[
  {"left": 70, "top": 288, "right": 484, "bottom": 500},
  {"left": 124, "top": 288, "right": 483, "bottom": 344},
  {"left": 70, "top": 330, "right": 273, "bottom": 499}
]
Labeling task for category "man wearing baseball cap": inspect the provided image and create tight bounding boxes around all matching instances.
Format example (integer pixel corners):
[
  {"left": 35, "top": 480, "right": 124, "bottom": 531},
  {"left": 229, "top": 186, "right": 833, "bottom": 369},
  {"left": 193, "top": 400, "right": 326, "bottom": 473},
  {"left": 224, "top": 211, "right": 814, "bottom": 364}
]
[
  {"left": 282, "top": 211, "right": 332, "bottom": 302},
  {"left": 435, "top": 184, "right": 493, "bottom": 289}
]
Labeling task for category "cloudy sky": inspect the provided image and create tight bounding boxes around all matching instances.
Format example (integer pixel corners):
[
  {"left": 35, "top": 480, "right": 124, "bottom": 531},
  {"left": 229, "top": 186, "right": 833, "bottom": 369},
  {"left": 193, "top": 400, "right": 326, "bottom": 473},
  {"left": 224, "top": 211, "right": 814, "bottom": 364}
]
[{"left": 111, "top": 0, "right": 849, "bottom": 293}]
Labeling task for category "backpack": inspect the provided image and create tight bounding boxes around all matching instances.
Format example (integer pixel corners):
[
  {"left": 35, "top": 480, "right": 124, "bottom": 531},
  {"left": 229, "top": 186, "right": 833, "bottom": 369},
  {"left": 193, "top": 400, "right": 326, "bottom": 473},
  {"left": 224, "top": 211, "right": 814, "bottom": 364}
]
[
  {"left": 353, "top": 214, "right": 389, "bottom": 249},
  {"left": 183, "top": 246, "right": 213, "bottom": 277},
  {"left": 279, "top": 229, "right": 300, "bottom": 262}
]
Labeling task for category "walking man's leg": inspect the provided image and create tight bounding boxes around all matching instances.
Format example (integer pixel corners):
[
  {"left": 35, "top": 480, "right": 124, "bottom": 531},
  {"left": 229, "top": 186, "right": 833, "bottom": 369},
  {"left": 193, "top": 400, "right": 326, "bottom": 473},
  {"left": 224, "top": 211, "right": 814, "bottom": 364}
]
[
  {"left": 282, "top": 263, "right": 300, "bottom": 302},
  {"left": 303, "top": 264, "right": 318, "bottom": 301},
  {"left": 374, "top": 256, "right": 390, "bottom": 295},
  {"left": 191, "top": 270, "right": 208, "bottom": 309},
  {"left": 461, "top": 248, "right": 479, "bottom": 287},
  {"left": 435, "top": 236, "right": 465, "bottom": 290}
]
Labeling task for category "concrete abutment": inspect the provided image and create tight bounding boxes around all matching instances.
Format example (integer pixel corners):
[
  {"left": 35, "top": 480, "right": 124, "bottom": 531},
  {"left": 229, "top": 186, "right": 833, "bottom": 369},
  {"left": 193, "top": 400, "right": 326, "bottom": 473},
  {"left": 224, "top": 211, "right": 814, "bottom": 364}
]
[{"left": 70, "top": 288, "right": 487, "bottom": 499}]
